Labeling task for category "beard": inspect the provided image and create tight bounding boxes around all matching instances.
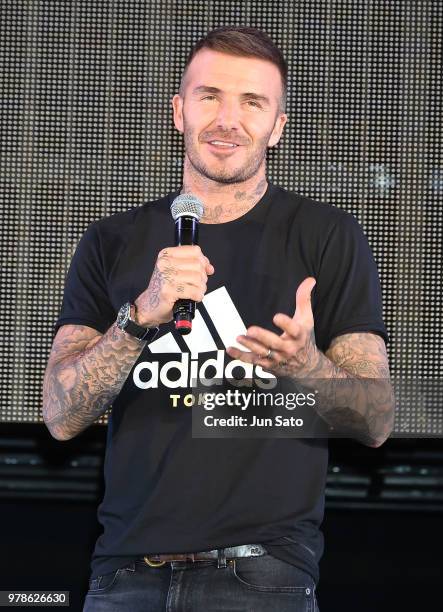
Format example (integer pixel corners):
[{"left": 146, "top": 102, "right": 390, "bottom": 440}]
[{"left": 182, "top": 116, "right": 273, "bottom": 185}]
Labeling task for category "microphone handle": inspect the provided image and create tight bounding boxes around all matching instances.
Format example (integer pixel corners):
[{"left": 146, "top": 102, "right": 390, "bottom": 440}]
[{"left": 173, "top": 215, "right": 199, "bottom": 335}]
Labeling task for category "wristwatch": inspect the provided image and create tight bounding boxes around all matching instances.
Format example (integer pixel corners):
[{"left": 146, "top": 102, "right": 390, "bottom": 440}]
[{"left": 116, "top": 302, "right": 159, "bottom": 342}]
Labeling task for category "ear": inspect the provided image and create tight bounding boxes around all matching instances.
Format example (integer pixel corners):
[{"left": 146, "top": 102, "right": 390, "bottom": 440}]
[
  {"left": 172, "top": 94, "right": 184, "bottom": 134},
  {"left": 268, "top": 113, "right": 288, "bottom": 148}
]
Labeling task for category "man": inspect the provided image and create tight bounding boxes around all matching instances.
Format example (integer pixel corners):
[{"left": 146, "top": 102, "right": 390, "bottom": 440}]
[{"left": 43, "top": 26, "right": 394, "bottom": 612}]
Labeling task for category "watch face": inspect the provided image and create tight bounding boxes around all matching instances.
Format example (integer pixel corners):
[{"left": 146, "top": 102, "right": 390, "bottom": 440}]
[{"left": 117, "top": 302, "right": 131, "bottom": 328}]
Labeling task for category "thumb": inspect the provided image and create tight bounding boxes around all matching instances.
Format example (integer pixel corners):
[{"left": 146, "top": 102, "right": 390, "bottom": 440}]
[{"left": 294, "top": 277, "right": 316, "bottom": 323}]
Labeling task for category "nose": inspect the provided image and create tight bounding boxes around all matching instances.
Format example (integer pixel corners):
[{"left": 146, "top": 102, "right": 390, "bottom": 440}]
[{"left": 214, "top": 99, "right": 241, "bottom": 130}]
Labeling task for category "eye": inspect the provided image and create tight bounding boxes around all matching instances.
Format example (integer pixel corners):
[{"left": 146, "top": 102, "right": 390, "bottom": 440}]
[
  {"left": 201, "top": 95, "right": 216, "bottom": 101},
  {"left": 246, "top": 100, "right": 261, "bottom": 108}
]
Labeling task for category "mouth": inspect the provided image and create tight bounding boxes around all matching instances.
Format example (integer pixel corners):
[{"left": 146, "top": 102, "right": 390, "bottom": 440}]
[{"left": 205, "top": 140, "right": 242, "bottom": 154}]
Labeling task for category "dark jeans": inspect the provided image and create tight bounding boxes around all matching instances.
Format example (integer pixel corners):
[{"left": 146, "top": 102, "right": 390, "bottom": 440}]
[{"left": 83, "top": 550, "right": 319, "bottom": 611}]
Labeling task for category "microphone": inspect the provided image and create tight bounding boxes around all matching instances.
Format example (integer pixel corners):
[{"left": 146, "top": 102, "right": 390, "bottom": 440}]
[{"left": 170, "top": 193, "right": 205, "bottom": 335}]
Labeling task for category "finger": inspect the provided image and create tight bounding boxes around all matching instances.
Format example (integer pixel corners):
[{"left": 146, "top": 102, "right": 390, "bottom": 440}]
[
  {"left": 235, "top": 334, "right": 287, "bottom": 360},
  {"left": 293, "top": 276, "right": 316, "bottom": 322},
  {"left": 234, "top": 334, "right": 263, "bottom": 355},
  {"left": 161, "top": 245, "right": 208, "bottom": 267},
  {"left": 226, "top": 345, "right": 277, "bottom": 366},
  {"left": 226, "top": 346, "right": 261, "bottom": 364},
  {"left": 272, "top": 313, "right": 303, "bottom": 338},
  {"left": 172, "top": 284, "right": 206, "bottom": 302},
  {"left": 163, "top": 269, "right": 207, "bottom": 290},
  {"left": 174, "top": 244, "right": 202, "bottom": 256},
  {"left": 159, "top": 259, "right": 211, "bottom": 287},
  {"left": 242, "top": 326, "right": 287, "bottom": 351},
  {"left": 159, "top": 245, "right": 199, "bottom": 259},
  {"left": 161, "top": 259, "right": 207, "bottom": 274}
]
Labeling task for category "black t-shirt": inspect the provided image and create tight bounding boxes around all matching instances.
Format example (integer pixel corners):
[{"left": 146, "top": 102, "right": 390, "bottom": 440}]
[{"left": 54, "top": 182, "right": 388, "bottom": 584}]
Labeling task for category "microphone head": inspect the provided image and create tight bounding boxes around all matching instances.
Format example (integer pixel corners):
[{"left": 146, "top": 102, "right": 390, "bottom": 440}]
[{"left": 170, "top": 193, "right": 204, "bottom": 222}]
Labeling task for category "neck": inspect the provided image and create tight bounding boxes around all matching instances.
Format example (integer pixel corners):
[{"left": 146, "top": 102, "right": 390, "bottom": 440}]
[{"left": 180, "top": 157, "right": 268, "bottom": 224}]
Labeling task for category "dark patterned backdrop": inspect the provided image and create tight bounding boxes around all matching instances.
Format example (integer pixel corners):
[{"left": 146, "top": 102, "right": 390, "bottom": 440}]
[{"left": 1, "top": 1, "right": 441, "bottom": 434}]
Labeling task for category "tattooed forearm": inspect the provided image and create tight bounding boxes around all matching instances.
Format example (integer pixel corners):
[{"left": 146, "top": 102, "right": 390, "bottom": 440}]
[
  {"left": 292, "top": 333, "right": 395, "bottom": 447},
  {"left": 42, "top": 323, "right": 147, "bottom": 441}
]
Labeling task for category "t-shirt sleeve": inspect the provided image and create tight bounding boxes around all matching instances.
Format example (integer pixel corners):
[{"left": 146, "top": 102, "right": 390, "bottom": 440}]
[
  {"left": 53, "top": 221, "right": 116, "bottom": 338},
  {"left": 313, "top": 211, "right": 389, "bottom": 353}
]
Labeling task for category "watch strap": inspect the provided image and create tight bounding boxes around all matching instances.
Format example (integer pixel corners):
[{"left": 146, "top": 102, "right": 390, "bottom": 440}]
[
  {"left": 124, "top": 319, "right": 159, "bottom": 342},
  {"left": 122, "top": 303, "right": 159, "bottom": 342}
]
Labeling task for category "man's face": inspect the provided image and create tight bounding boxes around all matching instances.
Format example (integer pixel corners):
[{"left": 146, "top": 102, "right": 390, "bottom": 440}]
[{"left": 172, "top": 49, "right": 287, "bottom": 185}]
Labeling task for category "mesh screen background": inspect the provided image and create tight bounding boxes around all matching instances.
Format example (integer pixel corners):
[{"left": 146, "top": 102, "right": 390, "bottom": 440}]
[{"left": 1, "top": 1, "right": 441, "bottom": 434}]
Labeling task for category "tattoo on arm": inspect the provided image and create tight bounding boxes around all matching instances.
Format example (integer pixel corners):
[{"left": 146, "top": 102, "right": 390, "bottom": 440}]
[
  {"left": 146, "top": 252, "right": 180, "bottom": 309},
  {"left": 148, "top": 265, "right": 163, "bottom": 309},
  {"left": 325, "top": 332, "right": 391, "bottom": 378},
  {"left": 43, "top": 323, "right": 147, "bottom": 440},
  {"left": 296, "top": 332, "right": 395, "bottom": 446}
]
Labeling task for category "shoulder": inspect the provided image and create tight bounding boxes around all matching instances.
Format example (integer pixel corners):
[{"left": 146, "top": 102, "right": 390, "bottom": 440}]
[
  {"left": 90, "top": 192, "right": 174, "bottom": 238},
  {"left": 269, "top": 183, "right": 356, "bottom": 236}
]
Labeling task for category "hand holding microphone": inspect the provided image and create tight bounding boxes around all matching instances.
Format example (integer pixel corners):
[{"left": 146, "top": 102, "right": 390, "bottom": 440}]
[{"left": 134, "top": 194, "right": 214, "bottom": 334}]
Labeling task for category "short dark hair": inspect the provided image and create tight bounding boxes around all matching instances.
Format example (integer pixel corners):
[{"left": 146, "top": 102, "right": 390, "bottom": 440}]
[{"left": 179, "top": 26, "right": 288, "bottom": 113}]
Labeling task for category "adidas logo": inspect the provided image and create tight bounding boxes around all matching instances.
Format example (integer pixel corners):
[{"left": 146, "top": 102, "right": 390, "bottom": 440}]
[{"left": 132, "top": 286, "right": 277, "bottom": 390}]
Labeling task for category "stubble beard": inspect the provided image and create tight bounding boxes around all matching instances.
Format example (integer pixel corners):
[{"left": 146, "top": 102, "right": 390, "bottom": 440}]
[{"left": 182, "top": 117, "right": 272, "bottom": 185}]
